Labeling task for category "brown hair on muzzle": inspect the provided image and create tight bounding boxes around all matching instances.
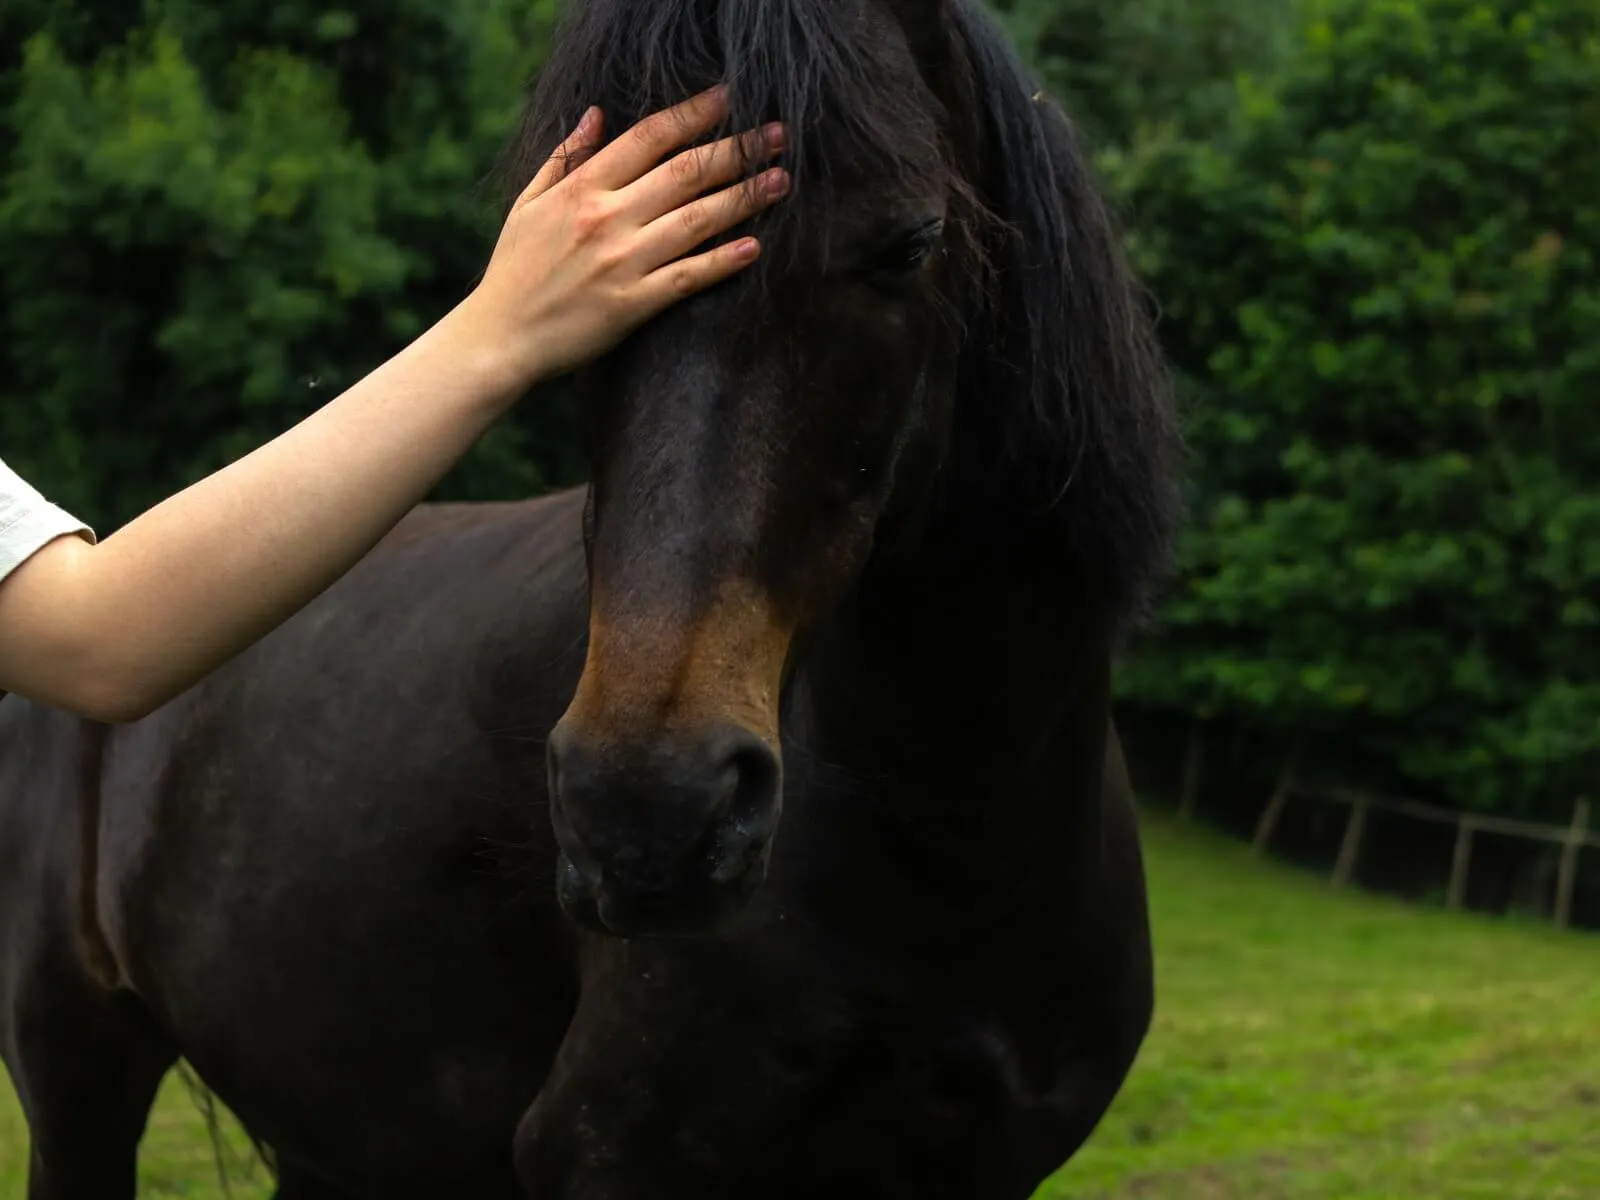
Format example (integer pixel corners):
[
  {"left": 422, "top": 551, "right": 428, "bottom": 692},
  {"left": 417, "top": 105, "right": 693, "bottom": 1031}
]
[{"left": 545, "top": 578, "right": 794, "bottom": 938}]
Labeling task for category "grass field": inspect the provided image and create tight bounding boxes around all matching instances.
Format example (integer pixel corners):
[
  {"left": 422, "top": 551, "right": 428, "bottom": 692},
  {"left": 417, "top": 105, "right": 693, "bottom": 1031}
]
[{"left": 2, "top": 813, "right": 1597, "bottom": 1197}]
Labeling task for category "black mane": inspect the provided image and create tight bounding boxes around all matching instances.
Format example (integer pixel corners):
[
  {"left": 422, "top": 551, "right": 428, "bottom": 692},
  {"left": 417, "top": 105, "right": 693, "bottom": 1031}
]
[
  {"left": 502, "top": 0, "right": 1181, "bottom": 623},
  {"left": 949, "top": 3, "right": 1182, "bottom": 622}
]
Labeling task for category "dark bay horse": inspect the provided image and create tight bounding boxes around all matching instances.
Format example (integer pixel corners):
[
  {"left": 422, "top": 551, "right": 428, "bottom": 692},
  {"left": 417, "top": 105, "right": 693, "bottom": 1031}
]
[{"left": 0, "top": 0, "right": 1180, "bottom": 1195}]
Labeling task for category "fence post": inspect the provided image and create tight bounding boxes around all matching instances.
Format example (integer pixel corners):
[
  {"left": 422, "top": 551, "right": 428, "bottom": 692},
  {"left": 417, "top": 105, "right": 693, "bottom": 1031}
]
[
  {"left": 1447, "top": 817, "right": 1475, "bottom": 910},
  {"left": 1332, "top": 793, "right": 1369, "bottom": 887},
  {"left": 1179, "top": 720, "right": 1204, "bottom": 822},
  {"left": 1251, "top": 740, "right": 1304, "bottom": 856},
  {"left": 1554, "top": 799, "right": 1590, "bottom": 929}
]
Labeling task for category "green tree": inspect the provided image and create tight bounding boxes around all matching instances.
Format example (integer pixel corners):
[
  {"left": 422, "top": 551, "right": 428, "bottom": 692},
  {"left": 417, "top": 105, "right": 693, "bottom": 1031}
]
[
  {"left": 1112, "top": 0, "right": 1600, "bottom": 818},
  {"left": 0, "top": 0, "right": 565, "bottom": 531},
  {"left": 988, "top": 0, "right": 1301, "bottom": 150}
]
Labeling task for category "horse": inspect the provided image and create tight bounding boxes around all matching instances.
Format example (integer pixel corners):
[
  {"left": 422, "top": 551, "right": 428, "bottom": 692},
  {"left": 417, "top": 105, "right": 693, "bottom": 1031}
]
[{"left": 0, "top": 0, "right": 1181, "bottom": 1195}]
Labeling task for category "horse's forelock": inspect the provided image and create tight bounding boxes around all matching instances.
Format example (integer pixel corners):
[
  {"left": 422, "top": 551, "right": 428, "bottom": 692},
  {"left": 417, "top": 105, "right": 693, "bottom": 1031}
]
[{"left": 499, "top": 0, "right": 948, "bottom": 267}]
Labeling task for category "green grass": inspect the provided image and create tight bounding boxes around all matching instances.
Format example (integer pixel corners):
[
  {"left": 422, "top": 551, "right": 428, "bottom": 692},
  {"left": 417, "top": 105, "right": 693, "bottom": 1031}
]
[
  {"left": 3, "top": 814, "right": 1597, "bottom": 1197},
  {"left": 1044, "top": 815, "right": 1600, "bottom": 1199},
  {"left": 0, "top": 1068, "right": 270, "bottom": 1197}
]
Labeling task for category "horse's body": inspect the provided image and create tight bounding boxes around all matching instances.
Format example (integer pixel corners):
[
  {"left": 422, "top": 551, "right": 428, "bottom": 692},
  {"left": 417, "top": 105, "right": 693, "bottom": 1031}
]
[
  {"left": 2, "top": 491, "right": 1152, "bottom": 1198},
  {"left": 1, "top": 0, "right": 1180, "bottom": 1195}
]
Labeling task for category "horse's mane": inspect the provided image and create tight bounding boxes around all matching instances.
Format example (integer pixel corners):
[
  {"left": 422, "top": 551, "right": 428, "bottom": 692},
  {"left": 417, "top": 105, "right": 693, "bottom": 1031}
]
[
  {"left": 947, "top": 3, "right": 1182, "bottom": 622},
  {"left": 501, "top": 0, "right": 1181, "bottom": 623}
]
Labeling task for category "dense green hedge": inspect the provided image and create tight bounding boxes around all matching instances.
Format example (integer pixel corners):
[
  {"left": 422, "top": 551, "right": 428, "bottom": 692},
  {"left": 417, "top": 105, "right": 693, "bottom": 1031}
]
[
  {"left": 1108, "top": 0, "right": 1600, "bottom": 820},
  {"left": 0, "top": 0, "right": 574, "bottom": 532},
  {"left": 989, "top": 0, "right": 1299, "bottom": 149}
]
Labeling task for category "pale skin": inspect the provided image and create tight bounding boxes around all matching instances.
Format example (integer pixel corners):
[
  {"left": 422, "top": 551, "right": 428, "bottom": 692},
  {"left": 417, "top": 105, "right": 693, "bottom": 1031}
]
[{"left": 0, "top": 87, "right": 789, "bottom": 724}]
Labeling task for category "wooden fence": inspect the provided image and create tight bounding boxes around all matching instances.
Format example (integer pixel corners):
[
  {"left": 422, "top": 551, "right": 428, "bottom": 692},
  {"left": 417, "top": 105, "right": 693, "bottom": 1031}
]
[{"left": 1176, "top": 726, "right": 1597, "bottom": 928}]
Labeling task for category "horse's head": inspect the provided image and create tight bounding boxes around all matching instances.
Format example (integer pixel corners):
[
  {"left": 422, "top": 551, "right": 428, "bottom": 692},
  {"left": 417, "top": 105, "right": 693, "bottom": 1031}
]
[{"left": 507, "top": 0, "right": 1177, "bottom": 938}]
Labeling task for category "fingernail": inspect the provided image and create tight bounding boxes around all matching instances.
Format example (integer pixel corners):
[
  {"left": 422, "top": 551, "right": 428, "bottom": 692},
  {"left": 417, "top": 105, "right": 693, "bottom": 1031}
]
[
  {"left": 709, "top": 83, "right": 730, "bottom": 105},
  {"left": 577, "top": 106, "right": 601, "bottom": 136},
  {"left": 763, "top": 168, "right": 791, "bottom": 199},
  {"left": 734, "top": 237, "right": 760, "bottom": 261},
  {"left": 762, "top": 122, "right": 787, "bottom": 151}
]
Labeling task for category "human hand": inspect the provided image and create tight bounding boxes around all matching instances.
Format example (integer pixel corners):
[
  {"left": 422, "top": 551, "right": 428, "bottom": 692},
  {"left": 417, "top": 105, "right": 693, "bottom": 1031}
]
[{"left": 453, "top": 86, "right": 788, "bottom": 395}]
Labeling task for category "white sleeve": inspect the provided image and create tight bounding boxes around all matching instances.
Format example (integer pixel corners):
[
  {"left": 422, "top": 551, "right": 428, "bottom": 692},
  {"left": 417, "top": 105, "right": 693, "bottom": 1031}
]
[{"left": 0, "top": 457, "right": 96, "bottom": 585}]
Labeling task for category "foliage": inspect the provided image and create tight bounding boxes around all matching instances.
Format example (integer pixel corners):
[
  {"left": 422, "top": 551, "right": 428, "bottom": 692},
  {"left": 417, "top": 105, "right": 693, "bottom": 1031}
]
[
  {"left": 0, "top": 0, "right": 567, "bottom": 531},
  {"left": 987, "top": 0, "right": 1301, "bottom": 150},
  {"left": 1109, "top": 0, "right": 1600, "bottom": 818}
]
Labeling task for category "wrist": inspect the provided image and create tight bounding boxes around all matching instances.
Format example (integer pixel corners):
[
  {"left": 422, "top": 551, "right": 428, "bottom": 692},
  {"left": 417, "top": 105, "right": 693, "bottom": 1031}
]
[{"left": 431, "top": 294, "right": 553, "bottom": 415}]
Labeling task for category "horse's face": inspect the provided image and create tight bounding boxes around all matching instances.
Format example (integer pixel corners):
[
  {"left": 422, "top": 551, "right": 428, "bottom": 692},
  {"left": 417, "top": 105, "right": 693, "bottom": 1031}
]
[{"left": 546, "top": 6, "right": 957, "bottom": 938}]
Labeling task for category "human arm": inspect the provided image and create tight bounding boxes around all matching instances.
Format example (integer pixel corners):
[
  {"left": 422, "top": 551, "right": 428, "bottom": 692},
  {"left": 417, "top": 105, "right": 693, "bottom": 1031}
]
[{"left": 0, "top": 88, "right": 788, "bottom": 723}]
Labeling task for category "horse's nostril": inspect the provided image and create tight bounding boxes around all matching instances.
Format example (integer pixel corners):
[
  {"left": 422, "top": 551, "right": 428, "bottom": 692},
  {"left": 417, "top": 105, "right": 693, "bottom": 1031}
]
[
  {"left": 717, "top": 734, "right": 782, "bottom": 836},
  {"left": 713, "top": 761, "right": 741, "bottom": 812},
  {"left": 703, "top": 733, "right": 782, "bottom": 888}
]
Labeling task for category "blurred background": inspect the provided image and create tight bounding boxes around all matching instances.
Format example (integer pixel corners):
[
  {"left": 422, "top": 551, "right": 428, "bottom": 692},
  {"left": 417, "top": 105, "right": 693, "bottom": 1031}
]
[{"left": 0, "top": 0, "right": 1596, "bottom": 1195}]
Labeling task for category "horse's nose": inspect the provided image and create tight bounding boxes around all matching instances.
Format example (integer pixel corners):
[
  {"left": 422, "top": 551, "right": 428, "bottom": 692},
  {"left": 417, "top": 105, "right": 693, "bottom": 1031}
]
[{"left": 545, "top": 722, "right": 782, "bottom": 938}]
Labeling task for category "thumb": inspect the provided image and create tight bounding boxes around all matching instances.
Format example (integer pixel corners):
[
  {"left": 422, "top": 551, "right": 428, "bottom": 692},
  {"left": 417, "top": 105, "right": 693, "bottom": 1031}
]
[{"left": 519, "top": 107, "right": 606, "bottom": 206}]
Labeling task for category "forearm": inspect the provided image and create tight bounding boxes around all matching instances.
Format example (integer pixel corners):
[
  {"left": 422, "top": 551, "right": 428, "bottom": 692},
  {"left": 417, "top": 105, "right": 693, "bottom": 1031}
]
[{"left": 0, "top": 305, "right": 521, "bottom": 721}]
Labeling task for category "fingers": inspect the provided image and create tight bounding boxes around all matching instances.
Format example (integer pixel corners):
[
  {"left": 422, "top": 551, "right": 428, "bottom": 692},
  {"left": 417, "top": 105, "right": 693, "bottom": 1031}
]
[
  {"left": 519, "top": 107, "right": 606, "bottom": 205},
  {"left": 635, "top": 168, "right": 789, "bottom": 270},
  {"left": 620, "top": 122, "right": 787, "bottom": 223},
  {"left": 637, "top": 237, "right": 764, "bottom": 313},
  {"left": 584, "top": 85, "right": 732, "bottom": 189}
]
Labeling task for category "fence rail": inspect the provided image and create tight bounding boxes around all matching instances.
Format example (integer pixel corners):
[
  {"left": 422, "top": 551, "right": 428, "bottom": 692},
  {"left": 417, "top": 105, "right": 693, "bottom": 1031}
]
[
  {"left": 1286, "top": 783, "right": 1600, "bottom": 849},
  {"left": 1175, "top": 726, "right": 1595, "bottom": 929}
]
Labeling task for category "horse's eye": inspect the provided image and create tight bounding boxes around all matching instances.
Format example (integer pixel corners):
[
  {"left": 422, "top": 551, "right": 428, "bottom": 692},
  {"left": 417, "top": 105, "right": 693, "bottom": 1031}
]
[{"left": 863, "top": 219, "right": 946, "bottom": 280}]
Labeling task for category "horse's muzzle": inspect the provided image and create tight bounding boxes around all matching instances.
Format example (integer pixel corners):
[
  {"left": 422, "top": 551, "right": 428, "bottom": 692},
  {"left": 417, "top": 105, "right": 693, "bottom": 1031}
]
[{"left": 546, "top": 723, "right": 782, "bottom": 938}]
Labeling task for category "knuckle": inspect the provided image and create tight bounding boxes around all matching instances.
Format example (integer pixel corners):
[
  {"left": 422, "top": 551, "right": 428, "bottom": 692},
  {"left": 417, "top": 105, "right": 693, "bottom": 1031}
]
[
  {"left": 552, "top": 147, "right": 585, "bottom": 181},
  {"left": 735, "top": 178, "right": 764, "bottom": 212},
  {"left": 668, "top": 263, "right": 701, "bottom": 297},
  {"left": 723, "top": 190, "right": 759, "bottom": 226},
  {"left": 631, "top": 118, "right": 665, "bottom": 155},
  {"left": 595, "top": 242, "right": 632, "bottom": 275},
  {"left": 601, "top": 281, "right": 632, "bottom": 315},
  {"left": 677, "top": 203, "right": 710, "bottom": 239},
  {"left": 669, "top": 147, "right": 705, "bottom": 188},
  {"left": 570, "top": 196, "right": 611, "bottom": 241}
]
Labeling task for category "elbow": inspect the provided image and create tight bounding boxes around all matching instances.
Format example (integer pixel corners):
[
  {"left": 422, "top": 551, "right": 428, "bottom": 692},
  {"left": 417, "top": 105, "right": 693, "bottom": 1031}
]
[
  {"left": 92, "top": 697, "right": 164, "bottom": 726},
  {"left": 49, "top": 638, "right": 204, "bottom": 724},
  {"left": 56, "top": 670, "right": 169, "bottom": 725},
  {"left": 67, "top": 683, "right": 162, "bottom": 726},
  {"left": 3, "top": 547, "right": 179, "bottom": 724}
]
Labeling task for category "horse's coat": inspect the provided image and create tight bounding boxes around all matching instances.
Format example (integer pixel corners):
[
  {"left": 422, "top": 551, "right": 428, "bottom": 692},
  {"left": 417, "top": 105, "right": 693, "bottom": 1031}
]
[{"left": 0, "top": 1, "right": 1181, "bottom": 1195}]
